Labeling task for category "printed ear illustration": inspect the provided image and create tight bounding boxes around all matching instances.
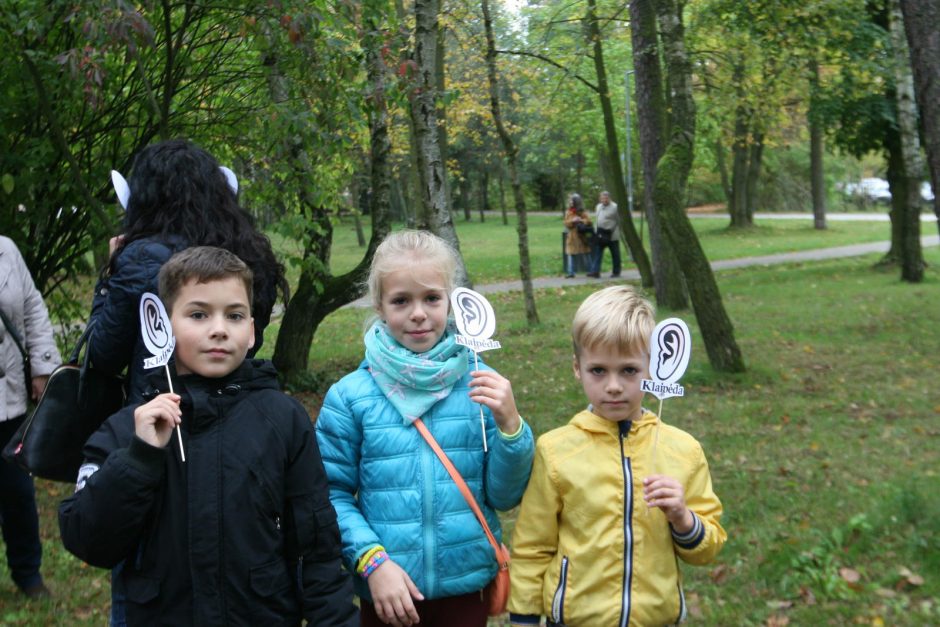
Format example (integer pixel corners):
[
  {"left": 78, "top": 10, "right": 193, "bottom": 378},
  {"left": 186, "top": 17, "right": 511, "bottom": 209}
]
[
  {"left": 648, "top": 317, "right": 691, "bottom": 385},
  {"left": 111, "top": 170, "right": 130, "bottom": 210},
  {"left": 219, "top": 166, "right": 238, "bottom": 194},
  {"left": 450, "top": 288, "right": 497, "bottom": 340}
]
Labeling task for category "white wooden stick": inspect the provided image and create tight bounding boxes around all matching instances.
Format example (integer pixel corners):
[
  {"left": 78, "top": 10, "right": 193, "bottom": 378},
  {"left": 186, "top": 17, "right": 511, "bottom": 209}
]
[
  {"left": 165, "top": 363, "right": 186, "bottom": 462},
  {"left": 474, "top": 351, "right": 487, "bottom": 452}
]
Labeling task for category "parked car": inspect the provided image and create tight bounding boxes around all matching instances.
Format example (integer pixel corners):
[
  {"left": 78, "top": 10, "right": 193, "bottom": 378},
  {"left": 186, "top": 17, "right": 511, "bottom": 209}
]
[{"left": 841, "top": 177, "right": 934, "bottom": 204}]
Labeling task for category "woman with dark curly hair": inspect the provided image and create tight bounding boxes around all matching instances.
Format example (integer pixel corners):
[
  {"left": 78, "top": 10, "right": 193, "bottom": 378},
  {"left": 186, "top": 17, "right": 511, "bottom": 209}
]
[{"left": 88, "top": 139, "right": 289, "bottom": 404}]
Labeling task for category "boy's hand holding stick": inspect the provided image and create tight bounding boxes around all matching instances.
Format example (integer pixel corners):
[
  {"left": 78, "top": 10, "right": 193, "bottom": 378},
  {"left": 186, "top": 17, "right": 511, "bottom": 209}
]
[
  {"left": 641, "top": 318, "right": 691, "bottom": 514},
  {"left": 139, "top": 293, "right": 186, "bottom": 461}
]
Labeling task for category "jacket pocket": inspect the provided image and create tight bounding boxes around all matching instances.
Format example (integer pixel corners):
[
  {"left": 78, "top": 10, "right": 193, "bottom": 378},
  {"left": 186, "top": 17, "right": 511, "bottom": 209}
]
[
  {"left": 250, "top": 559, "right": 293, "bottom": 597},
  {"left": 550, "top": 555, "right": 570, "bottom": 624},
  {"left": 249, "top": 559, "right": 298, "bottom": 623},
  {"left": 124, "top": 573, "right": 161, "bottom": 605}
]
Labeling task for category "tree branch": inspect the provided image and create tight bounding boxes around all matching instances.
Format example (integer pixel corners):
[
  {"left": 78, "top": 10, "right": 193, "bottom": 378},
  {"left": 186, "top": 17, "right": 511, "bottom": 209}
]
[{"left": 494, "top": 49, "right": 598, "bottom": 92}]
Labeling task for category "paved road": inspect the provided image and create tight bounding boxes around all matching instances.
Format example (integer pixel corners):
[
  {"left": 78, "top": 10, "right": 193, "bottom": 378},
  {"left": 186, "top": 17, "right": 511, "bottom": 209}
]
[{"left": 347, "top": 213, "right": 939, "bottom": 307}]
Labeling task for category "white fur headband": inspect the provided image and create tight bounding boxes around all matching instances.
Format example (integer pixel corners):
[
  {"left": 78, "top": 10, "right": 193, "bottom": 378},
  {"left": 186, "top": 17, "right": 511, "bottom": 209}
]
[{"left": 110, "top": 166, "right": 239, "bottom": 210}]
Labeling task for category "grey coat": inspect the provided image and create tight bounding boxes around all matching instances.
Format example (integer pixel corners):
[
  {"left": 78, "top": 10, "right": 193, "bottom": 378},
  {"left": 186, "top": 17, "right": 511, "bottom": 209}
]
[{"left": 0, "top": 236, "right": 61, "bottom": 421}]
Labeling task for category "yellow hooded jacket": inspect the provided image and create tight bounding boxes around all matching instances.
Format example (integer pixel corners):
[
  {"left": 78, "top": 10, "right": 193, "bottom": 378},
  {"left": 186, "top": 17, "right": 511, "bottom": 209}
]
[{"left": 508, "top": 409, "right": 726, "bottom": 626}]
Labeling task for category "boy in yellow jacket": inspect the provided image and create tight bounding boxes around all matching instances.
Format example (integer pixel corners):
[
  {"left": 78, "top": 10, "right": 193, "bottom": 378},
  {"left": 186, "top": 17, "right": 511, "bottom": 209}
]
[{"left": 508, "top": 286, "right": 726, "bottom": 626}]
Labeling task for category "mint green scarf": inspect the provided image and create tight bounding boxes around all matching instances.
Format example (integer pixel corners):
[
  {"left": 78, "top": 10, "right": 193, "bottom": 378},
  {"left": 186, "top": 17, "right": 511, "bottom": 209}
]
[{"left": 364, "top": 321, "right": 470, "bottom": 424}]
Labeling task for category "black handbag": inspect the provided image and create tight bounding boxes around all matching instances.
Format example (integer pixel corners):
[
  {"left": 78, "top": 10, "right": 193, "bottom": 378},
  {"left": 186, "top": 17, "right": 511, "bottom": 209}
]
[
  {"left": 2, "top": 320, "right": 126, "bottom": 482},
  {"left": 576, "top": 222, "right": 594, "bottom": 235}
]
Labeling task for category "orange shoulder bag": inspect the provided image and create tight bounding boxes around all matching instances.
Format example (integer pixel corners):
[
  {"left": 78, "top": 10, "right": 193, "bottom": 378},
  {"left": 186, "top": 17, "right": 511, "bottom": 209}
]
[{"left": 413, "top": 418, "right": 510, "bottom": 616}]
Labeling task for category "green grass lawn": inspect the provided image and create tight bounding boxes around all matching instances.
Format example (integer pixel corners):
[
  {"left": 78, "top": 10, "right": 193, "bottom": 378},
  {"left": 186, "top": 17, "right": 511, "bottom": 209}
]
[
  {"left": 316, "top": 213, "right": 895, "bottom": 284},
  {"left": 2, "top": 224, "right": 938, "bottom": 625}
]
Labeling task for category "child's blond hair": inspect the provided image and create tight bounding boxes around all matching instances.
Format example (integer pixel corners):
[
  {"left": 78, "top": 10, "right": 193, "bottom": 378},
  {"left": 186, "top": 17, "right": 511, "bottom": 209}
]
[
  {"left": 367, "top": 230, "right": 458, "bottom": 311},
  {"left": 572, "top": 285, "right": 656, "bottom": 358}
]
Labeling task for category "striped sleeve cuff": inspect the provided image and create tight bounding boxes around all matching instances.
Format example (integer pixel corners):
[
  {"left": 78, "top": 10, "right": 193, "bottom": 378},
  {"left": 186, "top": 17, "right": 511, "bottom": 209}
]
[
  {"left": 671, "top": 513, "right": 706, "bottom": 549},
  {"left": 509, "top": 614, "right": 541, "bottom": 626}
]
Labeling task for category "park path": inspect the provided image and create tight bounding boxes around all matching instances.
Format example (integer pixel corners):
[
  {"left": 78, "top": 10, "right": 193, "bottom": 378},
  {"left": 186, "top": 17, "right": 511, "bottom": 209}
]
[
  {"left": 348, "top": 213, "right": 939, "bottom": 307},
  {"left": 469, "top": 233, "right": 940, "bottom": 296}
]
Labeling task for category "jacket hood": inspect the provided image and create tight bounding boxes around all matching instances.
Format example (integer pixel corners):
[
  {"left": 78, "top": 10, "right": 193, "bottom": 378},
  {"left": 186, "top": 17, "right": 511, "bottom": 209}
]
[{"left": 570, "top": 407, "right": 658, "bottom": 437}]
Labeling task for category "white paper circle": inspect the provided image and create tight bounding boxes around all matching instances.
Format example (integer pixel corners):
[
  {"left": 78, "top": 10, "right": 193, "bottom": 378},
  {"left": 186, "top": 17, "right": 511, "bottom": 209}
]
[
  {"left": 649, "top": 318, "right": 691, "bottom": 385},
  {"left": 450, "top": 288, "right": 496, "bottom": 340},
  {"left": 139, "top": 293, "right": 174, "bottom": 364}
]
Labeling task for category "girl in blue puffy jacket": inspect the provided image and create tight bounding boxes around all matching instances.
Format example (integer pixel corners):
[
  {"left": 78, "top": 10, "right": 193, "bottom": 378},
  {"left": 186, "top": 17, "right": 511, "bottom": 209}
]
[{"left": 316, "top": 230, "right": 535, "bottom": 627}]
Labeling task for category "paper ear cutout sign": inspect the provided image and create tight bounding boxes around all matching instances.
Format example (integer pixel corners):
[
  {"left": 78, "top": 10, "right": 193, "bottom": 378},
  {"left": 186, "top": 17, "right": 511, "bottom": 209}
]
[
  {"left": 111, "top": 170, "right": 130, "bottom": 210},
  {"left": 219, "top": 166, "right": 239, "bottom": 194},
  {"left": 450, "top": 288, "right": 501, "bottom": 352},
  {"left": 111, "top": 166, "right": 238, "bottom": 210},
  {"left": 140, "top": 293, "right": 176, "bottom": 369},
  {"left": 641, "top": 318, "right": 691, "bottom": 400}
]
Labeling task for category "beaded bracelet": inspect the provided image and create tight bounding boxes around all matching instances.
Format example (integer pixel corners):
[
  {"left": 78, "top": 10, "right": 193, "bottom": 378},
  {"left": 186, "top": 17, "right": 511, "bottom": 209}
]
[{"left": 360, "top": 551, "right": 389, "bottom": 579}]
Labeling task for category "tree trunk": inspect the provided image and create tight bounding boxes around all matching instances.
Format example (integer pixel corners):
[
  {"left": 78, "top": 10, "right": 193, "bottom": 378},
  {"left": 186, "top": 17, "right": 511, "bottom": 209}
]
[
  {"left": 629, "top": 0, "right": 687, "bottom": 310},
  {"left": 651, "top": 0, "right": 744, "bottom": 373},
  {"left": 459, "top": 176, "right": 473, "bottom": 221},
  {"left": 482, "top": 0, "right": 539, "bottom": 325},
  {"left": 410, "top": 0, "right": 471, "bottom": 286},
  {"left": 269, "top": 14, "right": 392, "bottom": 382},
  {"left": 574, "top": 149, "right": 583, "bottom": 192},
  {"left": 728, "top": 62, "right": 751, "bottom": 228},
  {"left": 498, "top": 167, "right": 509, "bottom": 225},
  {"left": 890, "top": 0, "right": 924, "bottom": 281},
  {"left": 882, "top": 125, "right": 904, "bottom": 266},
  {"left": 479, "top": 170, "right": 489, "bottom": 221},
  {"left": 808, "top": 60, "right": 828, "bottom": 230},
  {"left": 585, "top": 0, "right": 653, "bottom": 287},
  {"left": 745, "top": 132, "right": 764, "bottom": 222},
  {"left": 899, "top": 0, "right": 940, "bottom": 238}
]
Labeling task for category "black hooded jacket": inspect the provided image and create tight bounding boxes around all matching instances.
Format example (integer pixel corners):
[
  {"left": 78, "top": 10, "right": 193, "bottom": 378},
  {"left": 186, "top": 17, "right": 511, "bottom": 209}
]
[{"left": 58, "top": 360, "right": 357, "bottom": 626}]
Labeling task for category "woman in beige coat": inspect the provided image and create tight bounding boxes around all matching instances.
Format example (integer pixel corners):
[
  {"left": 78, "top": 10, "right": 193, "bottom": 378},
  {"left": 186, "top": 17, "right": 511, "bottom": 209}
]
[
  {"left": 563, "top": 193, "right": 593, "bottom": 277},
  {"left": 0, "top": 235, "right": 61, "bottom": 599}
]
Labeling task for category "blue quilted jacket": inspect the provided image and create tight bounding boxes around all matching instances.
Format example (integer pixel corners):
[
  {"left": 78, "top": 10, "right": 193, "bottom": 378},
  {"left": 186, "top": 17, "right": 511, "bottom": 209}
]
[{"left": 316, "top": 357, "right": 535, "bottom": 602}]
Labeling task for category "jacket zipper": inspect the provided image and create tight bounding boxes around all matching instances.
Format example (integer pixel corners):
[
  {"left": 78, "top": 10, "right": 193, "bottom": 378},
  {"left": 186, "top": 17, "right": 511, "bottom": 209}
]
[
  {"left": 420, "top": 434, "right": 437, "bottom": 597},
  {"left": 550, "top": 555, "right": 569, "bottom": 623},
  {"left": 619, "top": 430, "right": 634, "bottom": 627}
]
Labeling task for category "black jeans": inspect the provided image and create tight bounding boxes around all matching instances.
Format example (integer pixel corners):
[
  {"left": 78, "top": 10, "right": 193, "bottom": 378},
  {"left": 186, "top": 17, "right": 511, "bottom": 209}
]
[
  {"left": 591, "top": 237, "right": 622, "bottom": 275},
  {"left": 0, "top": 415, "right": 43, "bottom": 590}
]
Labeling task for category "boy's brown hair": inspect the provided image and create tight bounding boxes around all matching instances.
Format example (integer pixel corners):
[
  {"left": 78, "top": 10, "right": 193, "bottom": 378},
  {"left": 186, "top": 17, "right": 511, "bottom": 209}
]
[
  {"left": 571, "top": 285, "right": 656, "bottom": 358},
  {"left": 158, "top": 246, "right": 254, "bottom": 313}
]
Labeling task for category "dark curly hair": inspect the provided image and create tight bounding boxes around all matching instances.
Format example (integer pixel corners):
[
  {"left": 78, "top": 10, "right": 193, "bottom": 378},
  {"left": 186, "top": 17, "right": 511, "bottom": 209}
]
[{"left": 110, "top": 139, "right": 289, "bottom": 337}]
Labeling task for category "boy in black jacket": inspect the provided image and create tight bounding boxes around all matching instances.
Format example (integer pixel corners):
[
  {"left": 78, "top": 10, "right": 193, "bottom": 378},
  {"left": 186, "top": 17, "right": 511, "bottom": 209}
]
[{"left": 59, "top": 246, "right": 357, "bottom": 626}]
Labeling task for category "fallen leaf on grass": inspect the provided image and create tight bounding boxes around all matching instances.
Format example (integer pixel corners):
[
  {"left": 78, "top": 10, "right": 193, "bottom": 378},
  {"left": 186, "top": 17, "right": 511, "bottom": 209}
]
[
  {"left": 710, "top": 563, "right": 729, "bottom": 584},
  {"left": 840, "top": 567, "right": 861, "bottom": 584},
  {"left": 875, "top": 587, "right": 897, "bottom": 598},
  {"left": 766, "top": 614, "right": 790, "bottom": 627},
  {"left": 799, "top": 585, "right": 816, "bottom": 606},
  {"left": 766, "top": 600, "right": 793, "bottom": 610},
  {"left": 896, "top": 567, "right": 924, "bottom": 589}
]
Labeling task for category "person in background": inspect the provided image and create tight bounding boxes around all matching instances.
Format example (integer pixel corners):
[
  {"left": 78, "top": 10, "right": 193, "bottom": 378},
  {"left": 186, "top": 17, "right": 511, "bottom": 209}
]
[
  {"left": 588, "top": 190, "right": 622, "bottom": 278},
  {"left": 562, "top": 193, "right": 592, "bottom": 278},
  {"left": 0, "top": 235, "right": 61, "bottom": 599},
  {"left": 89, "top": 139, "right": 289, "bottom": 405}
]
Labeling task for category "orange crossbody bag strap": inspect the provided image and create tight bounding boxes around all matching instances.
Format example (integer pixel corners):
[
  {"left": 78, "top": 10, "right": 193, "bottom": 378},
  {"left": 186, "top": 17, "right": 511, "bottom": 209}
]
[{"left": 412, "top": 419, "right": 507, "bottom": 565}]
